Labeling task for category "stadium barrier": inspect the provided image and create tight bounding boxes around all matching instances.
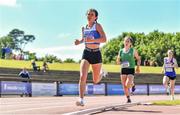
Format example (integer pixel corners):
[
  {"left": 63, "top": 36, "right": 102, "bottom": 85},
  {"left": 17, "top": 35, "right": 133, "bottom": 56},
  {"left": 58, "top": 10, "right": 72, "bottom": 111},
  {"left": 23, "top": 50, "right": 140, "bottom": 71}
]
[{"left": 0, "top": 77, "right": 180, "bottom": 97}]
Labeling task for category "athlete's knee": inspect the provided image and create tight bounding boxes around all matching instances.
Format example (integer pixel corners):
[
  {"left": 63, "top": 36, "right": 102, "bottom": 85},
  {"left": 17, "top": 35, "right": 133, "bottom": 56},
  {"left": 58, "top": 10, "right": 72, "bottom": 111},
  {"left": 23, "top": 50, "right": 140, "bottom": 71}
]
[
  {"left": 93, "top": 75, "right": 100, "bottom": 84},
  {"left": 163, "top": 82, "right": 167, "bottom": 87},
  {"left": 93, "top": 78, "right": 99, "bottom": 84},
  {"left": 79, "top": 79, "right": 86, "bottom": 86},
  {"left": 170, "top": 83, "right": 175, "bottom": 88},
  {"left": 79, "top": 75, "right": 87, "bottom": 83},
  {"left": 93, "top": 81, "right": 99, "bottom": 84},
  {"left": 125, "top": 82, "right": 133, "bottom": 88},
  {"left": 170, "top": 86, "right": 174, "bottom": 90},
  {"left": 163, "top": 80, "right": 168, "bottom": 87},
  {"left": 126, "top": 84, "right": 133, "bottom": 88}
]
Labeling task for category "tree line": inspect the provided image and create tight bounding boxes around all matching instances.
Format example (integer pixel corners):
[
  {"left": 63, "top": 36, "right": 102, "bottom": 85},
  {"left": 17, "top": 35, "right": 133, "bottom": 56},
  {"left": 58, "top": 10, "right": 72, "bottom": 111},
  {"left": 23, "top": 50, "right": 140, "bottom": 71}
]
[
  {"left": 101, "top": 30, "right": 180, "bottom": 66},
  {"left": 0, "top": 28, "right": 76, "bottom": 63},
  {"left": 1, "top": 29, "right": 180, "bottom": 65}
]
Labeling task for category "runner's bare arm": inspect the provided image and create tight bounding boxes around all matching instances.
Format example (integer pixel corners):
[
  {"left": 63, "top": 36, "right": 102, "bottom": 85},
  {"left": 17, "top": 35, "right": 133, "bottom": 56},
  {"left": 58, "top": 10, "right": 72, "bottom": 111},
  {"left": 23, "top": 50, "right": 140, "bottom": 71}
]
[
  {"left": 74, "top": 27, "right": 84, "bottom": 45},
  {"left": 173, "top": 58, "right": 178, "bottom": 69},
  {"left": 134, "top": 49, "right": 141, "bottom": 73},
  {"left": 116, "top": 53, "right": 121, "bottom": 65}
]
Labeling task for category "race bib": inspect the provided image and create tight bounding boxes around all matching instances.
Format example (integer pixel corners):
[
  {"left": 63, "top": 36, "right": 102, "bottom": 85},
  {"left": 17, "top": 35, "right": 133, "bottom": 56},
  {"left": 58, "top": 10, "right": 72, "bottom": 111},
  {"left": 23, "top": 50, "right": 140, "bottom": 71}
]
[
  {"left": 165, "top": 63, "right": 172, "bottom": 68},
  {"left": 84, "top": 35, "right": 95, "bottom": 43},
  {"left": 165, "top": 68, "right": 173, "bottom": 72},
  {"left": 121, "top": 61, "right": 130, "bottom": 68}
]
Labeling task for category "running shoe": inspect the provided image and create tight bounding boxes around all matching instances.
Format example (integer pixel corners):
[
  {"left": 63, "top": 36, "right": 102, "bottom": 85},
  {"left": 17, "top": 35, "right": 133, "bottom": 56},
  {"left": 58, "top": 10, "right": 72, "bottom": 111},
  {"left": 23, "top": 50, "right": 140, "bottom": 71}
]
[
  {"left": 166, "top": 85, "right": 170, "bottom": 95},
  {"left": 97, "top": 69, "right": 108, "bottom": 83},
  {"left": 127, "top": 98, "right": 131, "bottom": 103},
  {"left": 76, "top": 100, "right": 85, "bottom": 106},
  {"left": 130, "top": 85, "right": 136, "bottom": 95},
  {"left": 171, "top": 95, "right": 175, "bottom": 100}
]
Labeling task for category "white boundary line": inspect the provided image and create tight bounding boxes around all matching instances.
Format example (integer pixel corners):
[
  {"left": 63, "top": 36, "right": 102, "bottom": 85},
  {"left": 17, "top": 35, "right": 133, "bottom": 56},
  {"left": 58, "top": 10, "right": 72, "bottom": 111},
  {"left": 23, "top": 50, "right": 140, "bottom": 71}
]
[
  {"left": 0, "top": 104, "right": 72, "bottom": 113},
  {"left": 63, "top": 102, "right": 141, "bottom": 115}
]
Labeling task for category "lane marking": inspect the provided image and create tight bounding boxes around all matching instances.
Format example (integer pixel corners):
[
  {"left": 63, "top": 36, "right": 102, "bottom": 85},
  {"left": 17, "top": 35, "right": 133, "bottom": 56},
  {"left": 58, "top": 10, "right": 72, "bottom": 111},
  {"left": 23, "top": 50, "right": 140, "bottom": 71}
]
[{"left": 63, "top": 102, "right": 141, "bottom": 115}]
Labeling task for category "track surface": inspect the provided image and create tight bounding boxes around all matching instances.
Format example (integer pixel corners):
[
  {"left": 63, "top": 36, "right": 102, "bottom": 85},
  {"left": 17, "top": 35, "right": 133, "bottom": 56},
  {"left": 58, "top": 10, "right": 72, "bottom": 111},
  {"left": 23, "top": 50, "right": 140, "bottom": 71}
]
[{"left": 0, "top": 95, "right": 179, "bottom": 115}]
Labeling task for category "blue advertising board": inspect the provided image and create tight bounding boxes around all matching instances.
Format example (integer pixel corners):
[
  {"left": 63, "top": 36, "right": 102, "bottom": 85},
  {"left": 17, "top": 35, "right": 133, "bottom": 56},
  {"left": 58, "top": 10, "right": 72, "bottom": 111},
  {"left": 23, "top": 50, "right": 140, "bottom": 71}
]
[
  {"left": 149, "top": 85, "right": 166, "bottom": 94},
  {"left": 32, "top": 82, "right": 56, "bottom": 96},
  {"left": 0, "top": 81, "right": 31, "bottom": 94},
  {"left": 93, "top": 83, "right": 105, "bottom": 95},
  {"left": 174, "top": 85, "right": 180, "bottom": 94},
  {"left": 133, "top": 85, "right": 147, "bottom": 95},
  {"left": 59, "top": 83, "right": 79, "bottom": 95},
  {"left": 85, "top": 83, "right": 105, "bottom": 95},
  {"left": 107, "top": 84, "right": 124, "bottom": 95},
  {"left": 0, "top": 81, "right": 1, "bottom": 94},
  {"left": 86, "top": 84, "right": 94, "bottom": 95},
  {"left": 149, "top": 85, "right": 180, "bottom": 94},
  {"left": 59, "top": 83, "right": 105, "bottom": 95}
]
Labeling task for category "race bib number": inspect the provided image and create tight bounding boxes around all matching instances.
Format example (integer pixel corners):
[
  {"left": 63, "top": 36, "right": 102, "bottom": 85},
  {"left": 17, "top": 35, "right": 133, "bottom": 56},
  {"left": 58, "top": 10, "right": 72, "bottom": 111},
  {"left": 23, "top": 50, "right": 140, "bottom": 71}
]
[
  {"left": 165, "top": 68, "right": 173, "bottom": 72},
  {"left": 121, "top": 61, "right": 130, "bottom": 68},
  {"left": 165, "top": 64, "right": 172, "bottom": 68},
  {"left": 84, "top": 35, "right": 95, "bottom": 43}
]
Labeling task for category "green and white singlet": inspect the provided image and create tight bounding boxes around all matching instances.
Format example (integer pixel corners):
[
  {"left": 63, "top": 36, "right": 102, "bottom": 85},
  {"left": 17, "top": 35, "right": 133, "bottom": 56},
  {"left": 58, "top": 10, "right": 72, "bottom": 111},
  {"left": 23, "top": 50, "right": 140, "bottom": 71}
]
[{"left": 119, "top": 48, "right": 135, "bottom": 68}]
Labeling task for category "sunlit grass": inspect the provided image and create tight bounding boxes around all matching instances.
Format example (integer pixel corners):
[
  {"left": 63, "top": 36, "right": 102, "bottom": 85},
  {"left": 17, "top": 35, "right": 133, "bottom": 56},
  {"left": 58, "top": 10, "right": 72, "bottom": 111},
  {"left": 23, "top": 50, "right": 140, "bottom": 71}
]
[
  {"left": 152, "top": 100, "right": 180, "bottom": 106},
  {"left": 0, "top": 59, "right": 180, "bottom": 73}
]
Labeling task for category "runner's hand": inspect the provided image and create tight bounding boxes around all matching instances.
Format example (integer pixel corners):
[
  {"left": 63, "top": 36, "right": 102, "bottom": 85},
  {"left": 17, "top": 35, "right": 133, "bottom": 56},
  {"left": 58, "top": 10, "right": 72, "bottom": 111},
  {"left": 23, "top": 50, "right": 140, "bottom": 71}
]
[
  {"left": 116, "top": 58, "right": 120, "bottom": 65},
  {"left": 74, "top": 39, "right": 81, "bottom": 45},
  {"left": 136, "top": 66, "right": 140, "bottom": 73}
]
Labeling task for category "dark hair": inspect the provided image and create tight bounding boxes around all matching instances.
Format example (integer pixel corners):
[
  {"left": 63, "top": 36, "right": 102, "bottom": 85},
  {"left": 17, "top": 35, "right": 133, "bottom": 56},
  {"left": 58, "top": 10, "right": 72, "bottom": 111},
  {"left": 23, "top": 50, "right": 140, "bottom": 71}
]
[
  {"left": 86, "top": 8, "right": 98, "bottom": 21},
  {"left": 129, "top": 37, "right": 133, "bottom": 43},
  {"left": 124, "top": 36, "right": 133, "bottom": 43}
]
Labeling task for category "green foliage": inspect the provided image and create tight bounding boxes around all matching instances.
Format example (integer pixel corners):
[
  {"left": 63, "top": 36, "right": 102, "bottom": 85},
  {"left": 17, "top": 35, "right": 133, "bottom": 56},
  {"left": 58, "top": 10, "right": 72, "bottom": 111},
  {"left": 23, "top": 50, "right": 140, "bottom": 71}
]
[
  {"left": 38, "top": 54, "right": 62, "bottom": 63},
  {"left": 0, "top": 36, "right": 15, "bottom": 48},
  {"left": 28, "top": 52, "right": 36, "bottom": 60},
  {"left": 63, "top": 58, "right": 75, "bottom": 63},
  {"left": 8, "top": 28, "right": 35, "bottom": 52},
  {"left": 102, "top": 30, "right": 180, "bottom": 66},
  {"left": 101, "top": 36, "right": 123, "bottom": 64},
  {"left": 0, "top": 36, "right": 15, "bottom": 57}
]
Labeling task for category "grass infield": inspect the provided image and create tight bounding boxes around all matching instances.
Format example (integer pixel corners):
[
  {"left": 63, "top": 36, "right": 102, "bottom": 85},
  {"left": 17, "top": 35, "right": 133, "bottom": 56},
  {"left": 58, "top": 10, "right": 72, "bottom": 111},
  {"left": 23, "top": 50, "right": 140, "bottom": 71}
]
[
  {"left": 0, "top": 59, "right": 180, "bottom": 73},
  {"left": 152, "top": 100, "right": 180, "bottom": 106}
]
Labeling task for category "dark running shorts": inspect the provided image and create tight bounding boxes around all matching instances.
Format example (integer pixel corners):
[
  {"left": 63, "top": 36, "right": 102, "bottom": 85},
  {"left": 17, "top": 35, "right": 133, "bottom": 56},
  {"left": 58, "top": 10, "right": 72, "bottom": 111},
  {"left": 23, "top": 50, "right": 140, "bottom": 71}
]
[
  {"left": 121, "top": 68, "right": 135, "bottom": 75},
  {"left": 167, "top": 76, "right": 176, "bottom": 80},
  {"left": 82, "top": 47, "right": 102, "bottom": 64}
]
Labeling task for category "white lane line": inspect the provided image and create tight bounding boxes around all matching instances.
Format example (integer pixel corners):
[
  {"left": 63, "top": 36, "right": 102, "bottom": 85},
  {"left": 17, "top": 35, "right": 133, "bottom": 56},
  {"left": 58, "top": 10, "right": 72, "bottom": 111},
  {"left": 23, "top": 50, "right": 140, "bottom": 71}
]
[
  {"left": 1, "top": 101, "right": 74, "bottom": 106},
  {"left": 63, "top": 102, "right": 141, "bottom": 115},
  {"left": 0, "top": 104, "right": 72, "bottom": 113},
  {"left": 1, "top": 99, "right": 115, "bottom": 106},
  {"left": 1, "top": 103, "right": 73, "bottom": 111}
]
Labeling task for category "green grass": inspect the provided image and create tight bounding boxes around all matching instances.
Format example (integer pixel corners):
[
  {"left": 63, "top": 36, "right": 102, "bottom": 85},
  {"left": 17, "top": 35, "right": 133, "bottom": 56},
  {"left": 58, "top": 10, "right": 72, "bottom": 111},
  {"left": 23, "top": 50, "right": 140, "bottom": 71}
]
[
  {"left": 0, "top": 59, "right": 80, "bottom": 71},
  {"left": 0, "top": 59, "right": 180, "bottom": 73},
  {"left": 152, "top": 100, "right": 180, "bottom": 106}
]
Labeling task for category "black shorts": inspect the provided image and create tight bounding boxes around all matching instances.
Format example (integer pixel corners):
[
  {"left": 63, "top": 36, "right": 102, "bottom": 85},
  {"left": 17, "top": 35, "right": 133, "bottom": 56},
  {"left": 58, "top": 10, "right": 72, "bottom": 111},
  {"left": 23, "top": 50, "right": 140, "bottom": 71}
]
[
  {"left": 167, "top": 76, "right": 176, "bottom": 80},
  {"left": 121, "top": 68, "right": 135, "bottom": 75},
  {"left": 82, "top": 47, "right": 102, "bottom": 64}
]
